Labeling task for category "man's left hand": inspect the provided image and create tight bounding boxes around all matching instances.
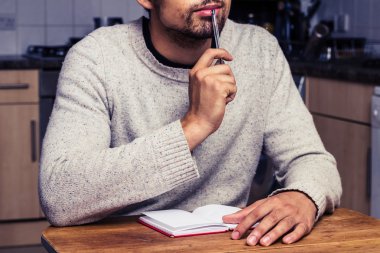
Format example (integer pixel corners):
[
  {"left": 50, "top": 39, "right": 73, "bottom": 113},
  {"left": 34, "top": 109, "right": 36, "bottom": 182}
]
[{"left": 222, "top": 191, "right": 317, "bottom": 246}]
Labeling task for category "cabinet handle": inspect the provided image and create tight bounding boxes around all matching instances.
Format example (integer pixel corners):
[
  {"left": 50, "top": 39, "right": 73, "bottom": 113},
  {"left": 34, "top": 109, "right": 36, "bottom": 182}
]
[
  {"left": 30, "top": 120, "right": 37, "bottom": 162},
  {"left": 367, "top": 147, "right": 371, "bottom": 199},
  {"left": 0, "top": 83, "right": 29, "bottom": 90}
]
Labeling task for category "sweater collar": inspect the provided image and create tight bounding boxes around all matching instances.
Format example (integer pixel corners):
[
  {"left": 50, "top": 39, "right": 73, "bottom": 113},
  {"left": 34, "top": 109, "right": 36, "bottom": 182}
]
[{"left": 128, "top": 17, "right": 233, "bottom": 83}]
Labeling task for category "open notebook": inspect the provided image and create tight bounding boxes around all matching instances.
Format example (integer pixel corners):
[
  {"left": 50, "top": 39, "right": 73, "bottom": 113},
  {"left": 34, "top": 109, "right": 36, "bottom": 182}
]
[{"left": 138, "top": 204, "right": 257, "bottom": 238}]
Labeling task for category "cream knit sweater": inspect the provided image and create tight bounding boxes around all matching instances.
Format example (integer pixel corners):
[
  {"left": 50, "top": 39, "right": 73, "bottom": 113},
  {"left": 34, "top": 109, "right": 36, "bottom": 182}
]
[{"left": 39, "top": 18, "right": 342, "bottom": 226}]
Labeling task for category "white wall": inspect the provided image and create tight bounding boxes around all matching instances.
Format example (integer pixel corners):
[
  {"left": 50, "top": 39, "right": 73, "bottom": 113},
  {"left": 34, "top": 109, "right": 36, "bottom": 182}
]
[
  {"left": 0, "top": 0, "right": 145, "bottom": 55},
  {"left": 316, "top": 0, "right": 380, "bottom": 41}
]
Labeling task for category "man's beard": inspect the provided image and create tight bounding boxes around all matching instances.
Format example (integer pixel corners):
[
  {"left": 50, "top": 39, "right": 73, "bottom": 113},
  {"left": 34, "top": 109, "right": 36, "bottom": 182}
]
[
  {"left": 159, "top": 0, "right": 227, "bottom": 48},
  {"left": 182, "top": 0, "right": 227, "bottom": 39}
]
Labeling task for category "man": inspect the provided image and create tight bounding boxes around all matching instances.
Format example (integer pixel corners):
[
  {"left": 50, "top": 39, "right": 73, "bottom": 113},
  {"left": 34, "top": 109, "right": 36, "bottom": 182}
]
[{"left": 39, "top": 0, "right": 342, "bottom": 247}]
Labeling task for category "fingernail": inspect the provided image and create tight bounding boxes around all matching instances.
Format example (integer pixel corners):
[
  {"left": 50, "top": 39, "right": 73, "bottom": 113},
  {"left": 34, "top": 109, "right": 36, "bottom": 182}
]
[
  {"left": 247, "top": 235, "right": 257, "bottom": 245},
  {"left": 284, "top": 236, "right": 293, "bottom": 244},
  {"left": 262, "top": 236, "right": 270, "bottom": 245},
  {"left": 231, "top": 231, "right": 240, "bottom": 240}
]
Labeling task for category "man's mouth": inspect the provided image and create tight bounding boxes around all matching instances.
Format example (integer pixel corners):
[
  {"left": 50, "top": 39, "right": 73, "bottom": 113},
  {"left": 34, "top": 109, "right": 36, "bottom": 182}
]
[{"left": 193, "top": 4, "right": 223, "bottom": 17}]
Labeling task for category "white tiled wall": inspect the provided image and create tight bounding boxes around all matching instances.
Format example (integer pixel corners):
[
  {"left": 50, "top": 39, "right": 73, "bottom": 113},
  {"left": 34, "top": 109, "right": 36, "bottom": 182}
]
[
  {"left": 316, "top": 0, "right": 380, "bottom": 41},
  {"left": 1, "top": 0, "right": 378, "bottom": 56},
  {"left": 0, "top": 0, "right": 145, "bottom": 55}
]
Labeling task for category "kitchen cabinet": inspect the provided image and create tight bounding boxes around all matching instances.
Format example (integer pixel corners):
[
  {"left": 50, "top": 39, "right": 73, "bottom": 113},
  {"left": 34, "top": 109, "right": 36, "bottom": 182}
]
[
  {"left": 306, "top": 77, "right": 374, "bottom": 215},
  {"left": 0, "top": 104, "right": 40, "bottom": 220},
  {"left": 0, "top": 70, "right": 43, "bottom": 217},
  {"left": 0, "top": 70, "right": 50, "bottom": 248}
]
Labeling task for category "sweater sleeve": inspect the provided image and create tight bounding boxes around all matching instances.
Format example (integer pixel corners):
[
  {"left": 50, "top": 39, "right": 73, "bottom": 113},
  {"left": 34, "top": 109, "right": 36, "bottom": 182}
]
[
  {"left": 263, "top": 44, "right": 342, "bottom": 221},
  {"left": 39, "top": 35, "right": 199, "bottom": 227}
]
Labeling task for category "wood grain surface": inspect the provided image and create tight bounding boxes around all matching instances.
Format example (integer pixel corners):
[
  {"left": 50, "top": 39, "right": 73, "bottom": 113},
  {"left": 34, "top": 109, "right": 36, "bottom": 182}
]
[{"left": 41, "top": 208, "right": 380, "bottom": 253}]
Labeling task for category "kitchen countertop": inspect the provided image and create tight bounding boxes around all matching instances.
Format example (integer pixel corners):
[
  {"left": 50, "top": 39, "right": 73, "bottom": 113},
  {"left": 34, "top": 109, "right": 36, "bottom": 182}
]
[
  {"left": 0, "top": 55, "right": 63, "bottom": 71},
  {"left": 0, "top": 55, "right": 379, "bottom": 84},
  {"left": 289, "top": 59, "right": 380, "bottom": 85}
]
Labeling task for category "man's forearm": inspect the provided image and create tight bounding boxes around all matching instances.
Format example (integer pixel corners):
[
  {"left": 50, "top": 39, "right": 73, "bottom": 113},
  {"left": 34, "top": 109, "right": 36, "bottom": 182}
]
[{"left": 40, "top": 121, "right": 199, "bottom": 227}]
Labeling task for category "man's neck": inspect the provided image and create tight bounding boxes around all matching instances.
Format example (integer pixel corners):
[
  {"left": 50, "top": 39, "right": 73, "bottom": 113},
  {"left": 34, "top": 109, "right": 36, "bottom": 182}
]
[{"left": 148, "top": 17, "right": 212, "bottom": 66}]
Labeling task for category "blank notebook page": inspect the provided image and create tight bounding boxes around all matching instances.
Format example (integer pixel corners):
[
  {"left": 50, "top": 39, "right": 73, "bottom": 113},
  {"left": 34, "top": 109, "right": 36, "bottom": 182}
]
[{"left": 142, "top": 210, "right": 211, "bottom": 229}]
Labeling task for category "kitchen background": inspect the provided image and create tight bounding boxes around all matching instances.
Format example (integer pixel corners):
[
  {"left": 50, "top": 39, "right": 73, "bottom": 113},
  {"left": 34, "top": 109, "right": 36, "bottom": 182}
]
[
  {"left": 0, "top": 0, "right": 145, "bottom": 55},
  {"left": 0, "top": 0, "right": 379, "bottom": 252},
  {"left": 0, "top": 0, "right": 380, "bottom": 55}
]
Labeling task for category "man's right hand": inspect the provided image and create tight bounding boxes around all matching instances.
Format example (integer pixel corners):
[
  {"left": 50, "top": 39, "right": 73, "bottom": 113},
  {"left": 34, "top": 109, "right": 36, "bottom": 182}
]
[{"left": 181, "top": 48, "right": 236, "bottom": 151}]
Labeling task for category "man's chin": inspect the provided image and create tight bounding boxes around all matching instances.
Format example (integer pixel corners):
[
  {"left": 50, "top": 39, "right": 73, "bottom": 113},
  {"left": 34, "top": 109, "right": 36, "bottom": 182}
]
[
  {"left": 187, "top": 26, "right": 214, "bottom": 40},
  {"left": 189, "top": 32, "right": 214, "bottom": 40}
]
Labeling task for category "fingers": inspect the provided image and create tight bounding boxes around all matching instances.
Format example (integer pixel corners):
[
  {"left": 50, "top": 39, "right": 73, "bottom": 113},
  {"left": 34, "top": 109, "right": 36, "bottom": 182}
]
[
  {"left": 203, "top": 75, "right": 236, "bottom": 103},
  {"left": 190, "top": 63, "right": 237, "bottom": 104},
  {"left": 253, "top": 216, "right": 297, "bottom": 246},
  {"left": 227, "top": 192, "right": 316, "bottom": 247},
  {"left": 283, "top": 223, "right": 311, "bottom": 244},
  {"left": 192, "top": 48, "right": 233, "bottom": 73},
  {"left": 191, "top": 64, "right": 234, "bottom": 82},
  {"left": 250, "top": 208, "right": 291, "bottom": 244},
  {"left": 231, "top": 202, "right": 273, "bottom": 240},
  {"left": 223, "top": 199, "right": 266, "bottom": 224}
]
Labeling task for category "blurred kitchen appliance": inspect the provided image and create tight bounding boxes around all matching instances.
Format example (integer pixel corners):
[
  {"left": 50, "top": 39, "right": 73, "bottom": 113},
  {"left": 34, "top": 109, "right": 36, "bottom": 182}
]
[
  {"left": 25, "top": 45, "right": 69, "bottom": 59},
  {"left": 371, "top": 86, "right": 380, "bottom": 219},
  {"left": 94, "top": 17, "right": 123, "bottom": 29},
  {"left": 229, "top": 0, "right": 321, "bottom": 58},
  {"left": 24, "top": 37, "right": 83, "bottom": 60},
  {"left": 275, "top": 0, "right": 314, "bottom": 55},
  {"left": 303, "top": 23, "right": 330, "bottom": 60},
  {"left": 325, "top": 37, "right": 367, "bottom": 60}
]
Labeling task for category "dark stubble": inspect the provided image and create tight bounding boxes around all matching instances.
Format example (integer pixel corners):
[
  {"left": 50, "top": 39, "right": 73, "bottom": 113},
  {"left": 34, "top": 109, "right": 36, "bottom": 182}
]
[{"left": 156, "top": 0, "right": 227, "bottom": 48}]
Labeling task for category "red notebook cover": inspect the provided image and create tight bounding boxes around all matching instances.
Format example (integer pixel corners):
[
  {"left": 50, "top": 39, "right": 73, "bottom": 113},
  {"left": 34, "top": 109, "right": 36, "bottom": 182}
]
[{"left": 138, "top": 218, "right": 229, "bottom": 238}]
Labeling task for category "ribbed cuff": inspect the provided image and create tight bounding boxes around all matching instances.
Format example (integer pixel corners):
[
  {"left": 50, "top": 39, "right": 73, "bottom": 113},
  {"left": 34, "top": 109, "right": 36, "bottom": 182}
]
[
  {"left": 269, "top": 182, "right": 326, "bottom": 222},
  {"left": 152, "top": 120, "right": 200, "bottom": 189}
]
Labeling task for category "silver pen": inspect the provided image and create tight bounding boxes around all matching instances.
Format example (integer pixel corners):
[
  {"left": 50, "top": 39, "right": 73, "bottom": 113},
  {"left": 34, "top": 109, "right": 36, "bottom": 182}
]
[{"left": 212, "top": 9, "right": 224, "bottom": 65}]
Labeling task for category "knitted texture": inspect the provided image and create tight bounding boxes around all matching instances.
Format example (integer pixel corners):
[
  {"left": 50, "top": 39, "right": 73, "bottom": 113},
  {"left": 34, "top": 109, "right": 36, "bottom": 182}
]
[{"left": 39, "top": 18, "right": 342, "bottom": 226}]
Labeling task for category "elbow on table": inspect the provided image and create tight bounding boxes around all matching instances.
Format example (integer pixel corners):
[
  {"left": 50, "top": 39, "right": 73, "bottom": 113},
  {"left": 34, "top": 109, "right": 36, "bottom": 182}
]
[
  {"left": 40, "top": 197, "right": 82, "bottom": 227},
  {"left": 39, "top": 187, "right": 94, "bottom": 227}
]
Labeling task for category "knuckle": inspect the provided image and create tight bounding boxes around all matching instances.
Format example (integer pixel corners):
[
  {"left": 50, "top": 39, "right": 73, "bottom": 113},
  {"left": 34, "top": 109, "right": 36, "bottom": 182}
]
[
  {"left": 237, "top": 220, "right": 254, "bottom": 233},
  {"left": 231, "top": 76, "right": 237, "bottom": 85},
  {"left": 271, "top": 195, "right": 281, "bottom": 204},
  {"left": 284, "top": 217, "right": 296, "bottom": 228},
  {"left": 268, "top": 211, "right": 280, "bottom": 224},
  {"left": 205, "top": 48, "right": 215, "bottom": 56},
  {"left": 268, "top": 230, "right": 280, "bottom": 240},
  {"left": 221, "top": 48, "right": 229, "bottom": 55},
  {"left": 204, "top": 48, "right": 212, "bottom": 54},
  {"left": 282, "top": 203, "right": 293, "bottom": 210},
  {"left": 203, "top": 74, "right": 212, "bottom": 83},
  {"left": 253, "top": 227, "right": 265, "bottom": 237},
  {"left": 222, "top": 64, "right": 231, "bottom": 70},
  {"left": 245, "top": 213, "right": 259, "bottom": 228},
  {"left": 194, "top": 70, "right": 204, "bottom": 80},
  {"left": 298, "top": 223, "right": 309, "bottom": 234},
  {"left": 307, "top": 219, "right": 314, "bottom": 229}
]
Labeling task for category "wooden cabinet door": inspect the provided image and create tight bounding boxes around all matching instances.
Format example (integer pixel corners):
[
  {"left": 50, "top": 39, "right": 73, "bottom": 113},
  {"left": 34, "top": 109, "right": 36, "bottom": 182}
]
[
  {"left": 307, "top": 77, "right": 373, "bottom": 124},
  {"left": 313, "top": 115, "right": 371, "bottom": 214},
  {"left": 0, "top": 70, "right": 39, "bottom": 104},
  {"left": 0, "top": 104, "right": 40, "bottom": 220}
]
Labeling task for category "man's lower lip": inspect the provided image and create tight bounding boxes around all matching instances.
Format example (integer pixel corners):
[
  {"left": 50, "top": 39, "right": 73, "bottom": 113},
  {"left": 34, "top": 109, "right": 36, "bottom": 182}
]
[{"left": 194, "top": 8, "right": 221, "bottom": 17}]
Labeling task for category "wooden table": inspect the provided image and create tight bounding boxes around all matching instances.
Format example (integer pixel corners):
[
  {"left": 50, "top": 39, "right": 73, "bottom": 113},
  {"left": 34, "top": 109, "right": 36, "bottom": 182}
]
[{"left": 42, "top": 208, "right": 380, "bottom": 252}]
